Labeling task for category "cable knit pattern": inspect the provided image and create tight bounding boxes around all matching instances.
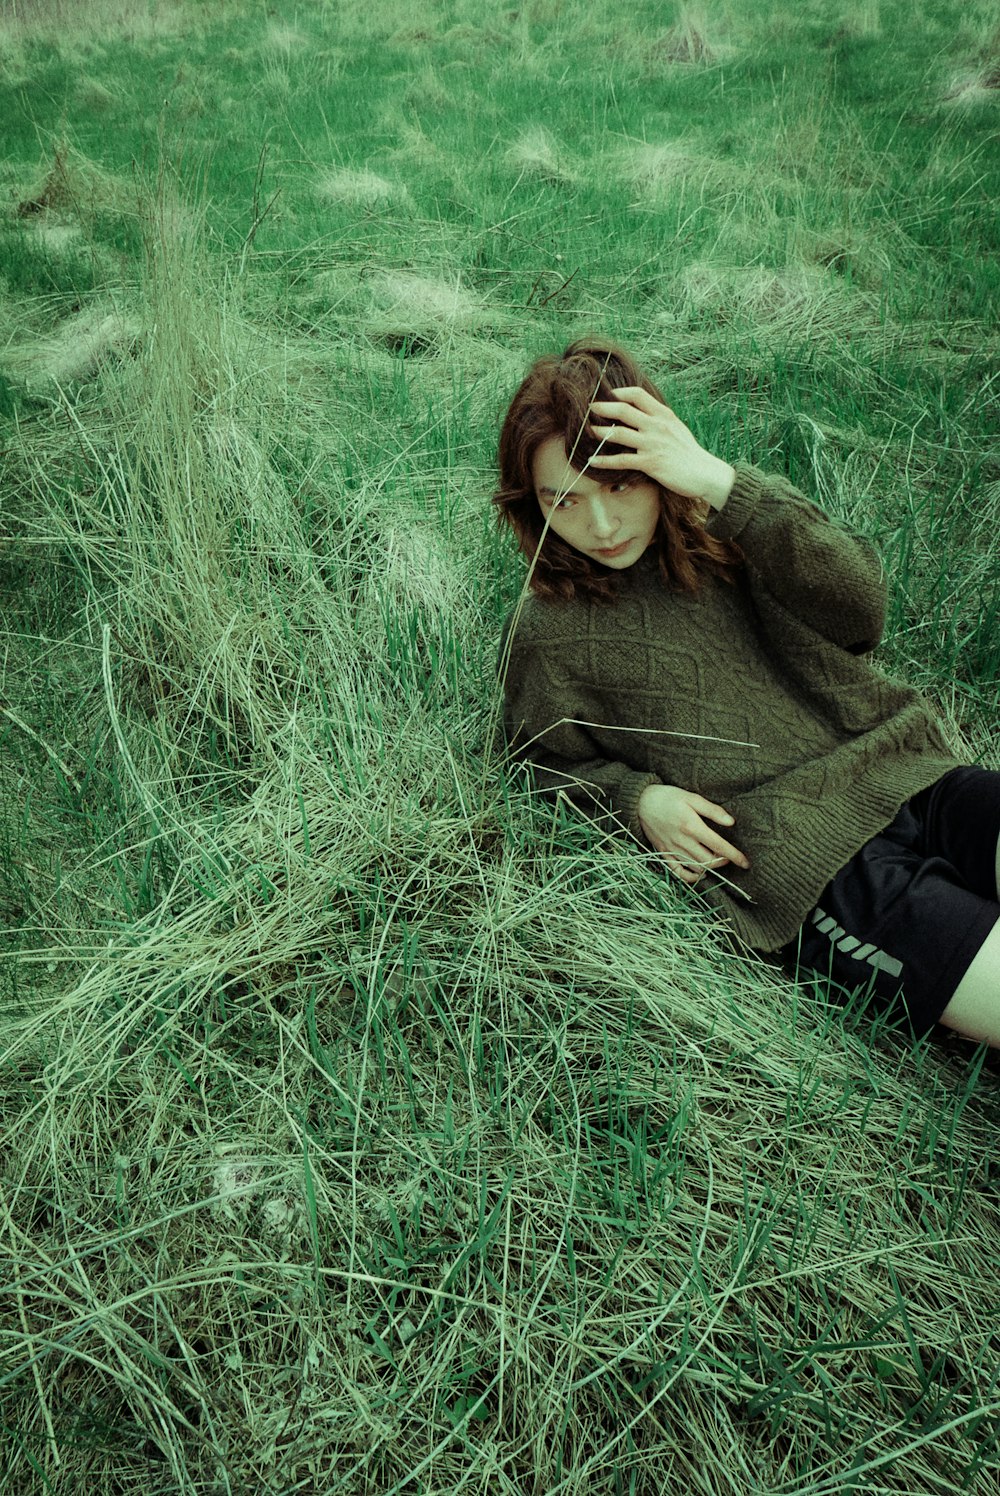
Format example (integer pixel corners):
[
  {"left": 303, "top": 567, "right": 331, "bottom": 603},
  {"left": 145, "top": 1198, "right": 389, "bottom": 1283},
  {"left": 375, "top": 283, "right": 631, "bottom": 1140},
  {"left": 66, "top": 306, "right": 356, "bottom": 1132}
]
[{"left": 500, "top": 463, "right": 961, "bottom": 951}]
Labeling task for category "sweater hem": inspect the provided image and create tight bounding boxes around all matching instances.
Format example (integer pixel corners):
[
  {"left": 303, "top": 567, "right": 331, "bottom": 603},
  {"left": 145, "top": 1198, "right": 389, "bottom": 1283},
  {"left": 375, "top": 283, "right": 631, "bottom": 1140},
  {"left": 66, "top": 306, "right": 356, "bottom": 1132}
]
[{"left": 707, "top": 752, "right": 963, "bottom": 952}]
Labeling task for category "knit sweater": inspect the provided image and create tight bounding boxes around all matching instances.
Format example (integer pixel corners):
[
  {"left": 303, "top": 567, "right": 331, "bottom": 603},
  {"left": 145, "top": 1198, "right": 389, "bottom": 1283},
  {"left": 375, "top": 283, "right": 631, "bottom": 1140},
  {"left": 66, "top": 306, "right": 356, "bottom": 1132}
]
[{"left": 500, "top": 463, "right": 962, "bottom": 952}]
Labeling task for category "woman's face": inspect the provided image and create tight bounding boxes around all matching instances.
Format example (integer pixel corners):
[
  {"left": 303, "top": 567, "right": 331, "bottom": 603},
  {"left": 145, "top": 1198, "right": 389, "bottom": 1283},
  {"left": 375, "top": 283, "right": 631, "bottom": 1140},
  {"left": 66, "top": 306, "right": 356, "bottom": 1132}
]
[{"left": 531, "top": 436, "right": 660, "bottom": 569}]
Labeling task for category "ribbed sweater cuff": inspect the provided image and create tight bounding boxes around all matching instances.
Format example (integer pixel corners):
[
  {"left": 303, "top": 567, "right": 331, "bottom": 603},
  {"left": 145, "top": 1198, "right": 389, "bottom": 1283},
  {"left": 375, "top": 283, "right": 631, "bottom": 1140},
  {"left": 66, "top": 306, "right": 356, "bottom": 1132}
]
[
  {"left": 615, "top": 771, "right": 660, "bottom": 838},
  {"left": 705, "top": 463, "right": 773, "bottom": 542}
]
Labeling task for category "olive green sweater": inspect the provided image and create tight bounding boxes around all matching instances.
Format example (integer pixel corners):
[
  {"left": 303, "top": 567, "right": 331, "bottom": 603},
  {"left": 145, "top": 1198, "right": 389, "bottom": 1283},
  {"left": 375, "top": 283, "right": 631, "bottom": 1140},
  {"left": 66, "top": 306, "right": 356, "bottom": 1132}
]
[{"left": 500, "top": 463, "right": 961, "bottom": 952}]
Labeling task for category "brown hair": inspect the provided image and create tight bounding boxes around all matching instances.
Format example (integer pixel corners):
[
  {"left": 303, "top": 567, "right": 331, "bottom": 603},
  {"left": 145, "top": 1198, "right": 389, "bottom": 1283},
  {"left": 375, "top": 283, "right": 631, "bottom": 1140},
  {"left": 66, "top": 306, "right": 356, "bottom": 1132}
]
[{"left": 493, "top": 337, "right": 742, "bottom": 603}]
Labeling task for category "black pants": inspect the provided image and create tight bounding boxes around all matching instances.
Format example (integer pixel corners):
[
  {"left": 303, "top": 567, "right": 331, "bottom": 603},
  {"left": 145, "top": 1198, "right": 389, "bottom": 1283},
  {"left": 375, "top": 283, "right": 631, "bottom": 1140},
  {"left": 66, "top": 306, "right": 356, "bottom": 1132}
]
[{"left": 779, "top": 767, "right": 1000, "bottom": 1034}]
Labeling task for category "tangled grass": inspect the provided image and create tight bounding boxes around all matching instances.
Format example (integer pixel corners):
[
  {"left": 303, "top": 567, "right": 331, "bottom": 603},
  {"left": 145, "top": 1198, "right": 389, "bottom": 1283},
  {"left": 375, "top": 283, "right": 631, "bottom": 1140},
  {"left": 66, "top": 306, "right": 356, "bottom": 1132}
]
[{"left": 2, "top": 2, "right": 1000, "bottom": 1490}]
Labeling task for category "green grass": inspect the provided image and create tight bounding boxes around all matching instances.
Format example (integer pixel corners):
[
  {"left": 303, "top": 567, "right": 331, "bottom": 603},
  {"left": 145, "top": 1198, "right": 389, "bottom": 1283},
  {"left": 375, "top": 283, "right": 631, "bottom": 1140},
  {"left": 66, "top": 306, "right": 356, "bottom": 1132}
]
[{"left": 1, "top": 0, "right": 1000, "bottom": 1491}]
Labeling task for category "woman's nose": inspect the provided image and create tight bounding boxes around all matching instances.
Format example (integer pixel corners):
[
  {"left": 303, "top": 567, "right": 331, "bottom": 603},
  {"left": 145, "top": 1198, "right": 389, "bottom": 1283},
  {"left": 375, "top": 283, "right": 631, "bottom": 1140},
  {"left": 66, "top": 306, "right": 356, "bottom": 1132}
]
[{"left": 589, "top": 498, "right": 618, "bottom": 538}]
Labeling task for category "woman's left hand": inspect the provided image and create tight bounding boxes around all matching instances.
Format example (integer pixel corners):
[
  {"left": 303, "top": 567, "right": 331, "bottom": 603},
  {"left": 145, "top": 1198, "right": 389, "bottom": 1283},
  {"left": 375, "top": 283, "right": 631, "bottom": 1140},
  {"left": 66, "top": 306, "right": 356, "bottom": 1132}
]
[{"left": 587, "top": 386, "right": 735, "bottom": 510}]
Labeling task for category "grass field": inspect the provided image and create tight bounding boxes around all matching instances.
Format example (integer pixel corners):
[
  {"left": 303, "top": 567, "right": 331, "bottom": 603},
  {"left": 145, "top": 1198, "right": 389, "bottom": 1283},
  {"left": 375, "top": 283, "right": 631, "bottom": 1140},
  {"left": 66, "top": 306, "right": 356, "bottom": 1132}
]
[{"left": 2, "top": 0, "right": 1000, "bottom": 1491}]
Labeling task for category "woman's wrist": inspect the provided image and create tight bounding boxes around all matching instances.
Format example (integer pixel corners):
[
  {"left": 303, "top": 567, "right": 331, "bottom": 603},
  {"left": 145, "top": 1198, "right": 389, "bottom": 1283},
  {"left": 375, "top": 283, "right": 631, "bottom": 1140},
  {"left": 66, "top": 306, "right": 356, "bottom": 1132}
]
[{"left": 702, "top": 458, "right": 736, "bottom": 511}]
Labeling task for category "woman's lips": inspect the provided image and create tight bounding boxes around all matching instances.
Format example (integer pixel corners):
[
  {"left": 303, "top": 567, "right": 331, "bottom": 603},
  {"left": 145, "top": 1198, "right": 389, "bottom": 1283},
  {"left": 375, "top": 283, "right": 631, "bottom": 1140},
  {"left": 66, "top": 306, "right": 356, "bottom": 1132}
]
[{"left": 594, "top": 538, "right": 632, "bottom": 558}]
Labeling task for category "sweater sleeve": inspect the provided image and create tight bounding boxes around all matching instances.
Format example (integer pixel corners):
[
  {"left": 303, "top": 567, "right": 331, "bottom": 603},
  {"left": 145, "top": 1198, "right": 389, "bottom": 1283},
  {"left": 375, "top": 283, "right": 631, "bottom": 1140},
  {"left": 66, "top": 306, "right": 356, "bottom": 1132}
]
[
  {"left": 499, "top": 616, "right": 658, "bottom": 838},
  {"left": 707, "top": 463, "right": 887, "bottom": 653}
]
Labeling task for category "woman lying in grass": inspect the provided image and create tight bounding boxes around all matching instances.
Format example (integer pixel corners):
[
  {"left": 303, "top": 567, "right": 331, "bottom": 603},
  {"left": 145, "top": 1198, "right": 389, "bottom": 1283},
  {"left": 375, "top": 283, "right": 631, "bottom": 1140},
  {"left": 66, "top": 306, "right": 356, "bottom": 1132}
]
[{"left": 495, "top": 338, "right": 1000, "bottom": 1047}]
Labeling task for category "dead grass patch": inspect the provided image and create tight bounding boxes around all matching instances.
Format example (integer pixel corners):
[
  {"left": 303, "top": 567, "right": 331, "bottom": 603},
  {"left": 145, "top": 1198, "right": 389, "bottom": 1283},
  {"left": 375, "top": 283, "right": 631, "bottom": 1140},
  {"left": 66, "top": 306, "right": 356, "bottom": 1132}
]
[
  {"left": 648, "top": 259, "right": 899, "bottom": 392},
  {"left": 390, "top": 119, "right": 448, "bottom": 167},
  {"left": 74, "top": 75, "right": 118, "bottom": 112},
  {"left": 0, "top": 0, "right": 187, "bottom": 40},
  {"left": 362, "top": 270, "right": 508, "bottom": 353},
  {"left": 314, "top": 167, "right": 413, "bottom": 212},
  {"left": 649, "top": 4, "right": 733, "bottom": 66},
  {"left": 262, "top": 21, "right": 309, "bottom": 54},
  {"left": 378, "top": 522, "right": 468, "bottom": 615},
  {"left": 372, "top": 270, "right": 484, "bottom": 322},
  {"left": 397, "top": 65, "right": 455, "bottom": 114},
  {"left": 29, "top": 221, "right": 84, "bottom": 254},
  {"left": 14, "top": 144, "right": 136, "bottom": 226},
  {"left": 941, "top": 19, "right": 1000, "bottom": 100},
  {"left": 673, "top": 260, "right": 866, "bottom": 328},
  {"left": 289, "top": 265, "right": 509, "bottom": 353},
  {"left": 3, "top": 304, "right": 140, "bottom": 388},
  {"left": 654, "top": 25, "right": 717, "bottom": 65},
  {"left": 507, "top": 126, "right": 577, "bottom": 186},
  {"left": 942, "top": 67, "right": 1000, "bottom": 104},
  {"left": 617, "top": 140, "right": 738, "bottom": 204}
]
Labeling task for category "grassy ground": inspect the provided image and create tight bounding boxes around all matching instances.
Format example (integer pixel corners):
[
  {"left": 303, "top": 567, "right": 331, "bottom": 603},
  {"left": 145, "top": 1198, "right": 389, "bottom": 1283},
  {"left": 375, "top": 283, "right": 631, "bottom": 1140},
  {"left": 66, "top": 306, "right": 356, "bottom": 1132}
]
[{"left": 2, "top": 0, "right": 1000, "bottom": 1491}]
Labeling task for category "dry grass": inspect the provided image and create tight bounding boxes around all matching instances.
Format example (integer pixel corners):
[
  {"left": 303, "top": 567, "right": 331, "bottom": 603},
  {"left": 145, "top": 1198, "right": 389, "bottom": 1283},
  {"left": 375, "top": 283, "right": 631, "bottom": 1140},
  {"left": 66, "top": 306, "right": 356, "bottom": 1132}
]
[
  {"left": 649, "top": 3, "right": 736, "bottom": 66},
  {"left": 3, "top": 196, "right": 998, "bottom": 1487},
  {"left": 2, "top": 4, "right": 1000, "bottom": 1490},
  {"left": 674, "top": 259, "right": 862, "bottom": 323},
  {"left": 3, "top": 304, "right": 140, "bottom": 387},
  {"left": 291, "top": 264, "right": 511, "bottom": 354},
  {"left": 13, "top": 143, "right": 141, "bottom": 226},
  {"left": 621, "top": 140, "right": 715, "bottom": 185},
  {"left": 616, "top": 139, "right": 744, "bottom": 213},
  {"left": 314, "top": 166, "right": 414, "bottom": 211},
  {"left": 942, "top": 68, "right": 1000, "bottom": 104},
  {"left": 261, "top": 20, "right": 309, "bottom": 55},
  {"left": 0, "top": 0, "right": 188, "bottom": 39},
  {"left": 507, "top": 125, "right": 579, "bottom": 187},
  {"left": 74, "top": 75, "right": 118, "bottom": 112},
  {"left": 368, "top": 269, "right": 494, "bottom": 326},
  {"left": 651, "top": 259, "right": 889, "bottom": 389},
  {"left": 396, "top": 65, "right": 455, "bottom": 115}
]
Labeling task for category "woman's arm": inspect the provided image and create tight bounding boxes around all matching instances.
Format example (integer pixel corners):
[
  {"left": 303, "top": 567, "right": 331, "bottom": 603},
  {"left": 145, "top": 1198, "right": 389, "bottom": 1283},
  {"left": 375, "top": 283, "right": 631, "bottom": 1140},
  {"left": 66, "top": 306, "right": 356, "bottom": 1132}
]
[
  {"left": 498, "top": 612, "right": 657, "bottom": 835},
  {"left": 503, "top": 696, "right": 659, "bottom": 837},
  {"left": 504, "top": 703, "right": 749, "bottom": 879},
  {"left": 587, "top": 389, "right": 887, "bottom": 654},
  {"left": 500, "top": 624, "right": 748, "bottom": 876},
  {"left": 706, "top": 464, "right": 887, "bottom": 654}
]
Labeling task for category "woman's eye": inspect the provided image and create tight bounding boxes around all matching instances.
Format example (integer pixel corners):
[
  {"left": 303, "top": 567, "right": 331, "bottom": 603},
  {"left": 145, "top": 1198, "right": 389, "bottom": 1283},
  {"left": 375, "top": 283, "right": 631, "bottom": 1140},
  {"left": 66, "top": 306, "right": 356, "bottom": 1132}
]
[{"left": 610, "top": 480, "right": 633, "bottom": 494}]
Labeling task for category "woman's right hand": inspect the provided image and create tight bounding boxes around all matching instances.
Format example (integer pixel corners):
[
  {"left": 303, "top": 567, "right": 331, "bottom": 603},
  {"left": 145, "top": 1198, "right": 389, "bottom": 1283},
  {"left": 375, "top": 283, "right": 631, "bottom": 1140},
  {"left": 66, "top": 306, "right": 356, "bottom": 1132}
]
[{"left": 637, "top": 784, "right": 750, "bottom": 885}]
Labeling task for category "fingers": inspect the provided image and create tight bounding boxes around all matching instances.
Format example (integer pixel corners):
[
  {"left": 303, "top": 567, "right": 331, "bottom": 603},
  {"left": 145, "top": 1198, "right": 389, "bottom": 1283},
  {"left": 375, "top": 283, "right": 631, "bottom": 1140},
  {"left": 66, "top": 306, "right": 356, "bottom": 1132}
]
[
  {"left": 587, "top": 393, "right": 678, "bottom": 468},
  {"left": 663, "top": 851, "right": 706, "bottom": 883},
  {"left": 589, "top": 398, "right": 669, "bottom": 436},
  {"left": 609, "top": 386, "right": 667, "bottom": 414},
  {"left": 638, "top": 785, "right": 751, "bottom": 880},
  {"left": 707, "top": 835, "right": 750, "bottom": 869},
  {"left": 587, "top": 400, "right": 650, "bottom": 457},
  {"left": 584, "top": 451, "right": 643, "bottom": 469},
  {"left": 589, "top": 399, "right": 646, "bottom": 425},
  {"left": 588, "top": 415, "right": 643, "bottom": 455},
  {"left": 662, "top": 821, "right": 750, "bottom": 874},
  {"left": 687, "top": 795, "right": 735, "bottom": 826},
  {"left": 589, "top": 424, "right": 641, "bottom": 449},
  {"left": 693, "top": 812, "right": 750, "bottom": 870},
  {"left": 679, "top": 836, "right": 740, "bottom": 869},
  {"left": 665, "top": 853, "right": 740, "bottom": 885},
  {"left": 664, "top": 850, "right": 728, "bottom": 884}
]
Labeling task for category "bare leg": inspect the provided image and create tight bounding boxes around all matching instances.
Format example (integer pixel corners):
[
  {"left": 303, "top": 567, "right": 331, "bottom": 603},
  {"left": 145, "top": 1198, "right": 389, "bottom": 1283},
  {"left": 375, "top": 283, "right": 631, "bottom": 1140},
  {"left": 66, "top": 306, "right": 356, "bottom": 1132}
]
[{"left": 938, "top": 921, "right": 1000, "bottom": 1048}]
